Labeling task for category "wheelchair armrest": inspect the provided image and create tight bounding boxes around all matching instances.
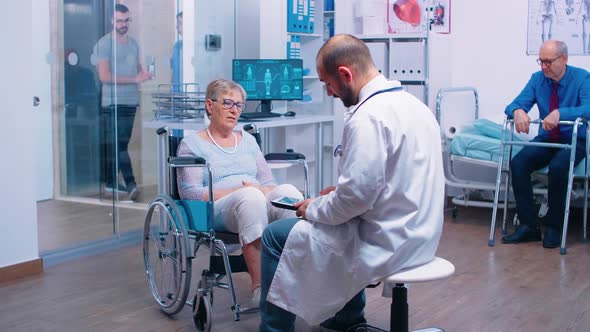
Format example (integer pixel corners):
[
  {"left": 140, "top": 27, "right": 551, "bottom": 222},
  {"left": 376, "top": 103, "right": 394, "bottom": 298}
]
[
  {"left": 265, "top": 152, "right": 306, "bottom": 161},
  {"left": 169, "top": 156, "right": 207, "bottom": 166}
]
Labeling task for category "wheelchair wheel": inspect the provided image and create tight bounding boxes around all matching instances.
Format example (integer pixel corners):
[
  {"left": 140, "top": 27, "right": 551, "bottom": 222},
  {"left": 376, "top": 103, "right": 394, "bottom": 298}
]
[
  {"left": 143, "top": 194, "right": 192, "bottom": 315},
  {"left": 193, "top": 292, "right": 213, "bottom": 332}
]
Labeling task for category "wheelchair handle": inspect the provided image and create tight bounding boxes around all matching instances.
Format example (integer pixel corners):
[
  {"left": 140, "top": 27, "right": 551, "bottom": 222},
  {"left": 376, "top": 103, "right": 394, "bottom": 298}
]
[
  {"left": 265, "top": 152, "right": 306, "bottom": 161},
  {"left": 169, "top": 156, "right": 207, "bottom": 166}
]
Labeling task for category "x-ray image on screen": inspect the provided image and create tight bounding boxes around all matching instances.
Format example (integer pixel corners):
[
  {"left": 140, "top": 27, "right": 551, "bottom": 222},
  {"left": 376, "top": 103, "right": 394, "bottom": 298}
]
[{"left": 232, "top": 59, "right": 303, "bottom": 108}]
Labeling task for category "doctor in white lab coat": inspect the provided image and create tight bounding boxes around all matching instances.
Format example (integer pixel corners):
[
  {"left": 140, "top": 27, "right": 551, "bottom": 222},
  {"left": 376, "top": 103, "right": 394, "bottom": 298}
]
[{"left": 259, "top": 34, "right": 445, "bottom": 332}]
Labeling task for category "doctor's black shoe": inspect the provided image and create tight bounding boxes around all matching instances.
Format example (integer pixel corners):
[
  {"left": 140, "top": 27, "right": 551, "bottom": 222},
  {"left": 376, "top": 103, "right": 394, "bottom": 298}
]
[
  {"left": 319, "top": 317, "right": 367, "bottom": 332},
  {"left": 542, "top": 227, "right": 561, "bottom": 248},
  {"left": 501, "top": 225, "right": 542, "bottom": 244},
  {"left": 344, "top": 323, "right": 388, "bottom": 332}
]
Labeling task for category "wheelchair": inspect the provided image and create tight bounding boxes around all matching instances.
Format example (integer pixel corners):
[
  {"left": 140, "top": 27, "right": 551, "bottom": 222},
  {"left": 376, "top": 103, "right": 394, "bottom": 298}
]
[{"left": 143, "top": 125, "right": 308, "bottom": 331}]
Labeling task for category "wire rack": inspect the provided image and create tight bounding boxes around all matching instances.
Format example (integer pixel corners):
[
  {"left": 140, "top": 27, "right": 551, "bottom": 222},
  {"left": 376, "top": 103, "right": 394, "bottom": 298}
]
[{"left": 151, "top": 83, "right": 205, "bottom": 120}]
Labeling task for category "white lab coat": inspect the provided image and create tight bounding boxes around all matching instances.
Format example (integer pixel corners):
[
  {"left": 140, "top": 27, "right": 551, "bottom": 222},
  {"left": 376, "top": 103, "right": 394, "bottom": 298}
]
[{"left": 266, "top": 76, "right": 445, "bottom": 325}]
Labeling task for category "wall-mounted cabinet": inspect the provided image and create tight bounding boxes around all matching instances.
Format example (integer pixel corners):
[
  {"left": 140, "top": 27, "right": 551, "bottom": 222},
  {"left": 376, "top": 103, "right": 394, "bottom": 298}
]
[
  {"left": 359, "top": 36, "right": 429, "bottom": 103},
  {"left": 334, "top": 0, "right": 430, "bottom": 103},
  {"left": 259, "top": 0, "right": 331, "bottom": 116},
  {"left": 243, "top": 0, "right": 336, "bottom": 193}
]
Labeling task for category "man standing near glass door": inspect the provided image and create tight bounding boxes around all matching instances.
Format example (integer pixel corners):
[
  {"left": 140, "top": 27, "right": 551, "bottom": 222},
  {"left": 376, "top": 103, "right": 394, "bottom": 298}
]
[{"left": 92, "top": 3, "right": 151, "bottom": 201}]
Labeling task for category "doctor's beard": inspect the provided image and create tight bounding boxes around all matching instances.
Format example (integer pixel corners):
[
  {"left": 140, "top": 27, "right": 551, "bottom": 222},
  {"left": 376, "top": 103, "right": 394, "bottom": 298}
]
[{"left": 336, "top": 81, "right": 357, "bottom": 108}]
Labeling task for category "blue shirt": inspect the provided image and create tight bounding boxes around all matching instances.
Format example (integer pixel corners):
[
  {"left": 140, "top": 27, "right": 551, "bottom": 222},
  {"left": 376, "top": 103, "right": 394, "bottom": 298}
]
[
  {"left": 170, "top": 40, "right": 184, "bottom": 137},
  {"left": 170, "top": 40, "right": 183, "bottom": 92},
  {"left": 176, "top": 130, "right": 276, "bottom": 200},
  {"left": 505, "top": 65, "right": 590, "bottom": 139}
]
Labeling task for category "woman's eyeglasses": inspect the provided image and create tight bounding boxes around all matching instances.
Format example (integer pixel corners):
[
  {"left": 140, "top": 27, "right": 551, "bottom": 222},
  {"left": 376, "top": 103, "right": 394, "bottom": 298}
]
[{"left": 211, "top": 98, "right": 245, "bottom": 112}]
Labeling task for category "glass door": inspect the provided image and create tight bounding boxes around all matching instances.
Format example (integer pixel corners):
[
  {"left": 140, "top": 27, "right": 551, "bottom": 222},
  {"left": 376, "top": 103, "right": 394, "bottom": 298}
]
[{"left": 38, "top": 0, "right": 180, "bottom": 255}]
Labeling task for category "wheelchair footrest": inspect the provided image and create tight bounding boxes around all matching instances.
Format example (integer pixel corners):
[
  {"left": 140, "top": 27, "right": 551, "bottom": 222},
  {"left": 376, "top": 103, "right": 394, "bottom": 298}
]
[{"left": 210, "top": 254, "right": 249, "bottom": 275}]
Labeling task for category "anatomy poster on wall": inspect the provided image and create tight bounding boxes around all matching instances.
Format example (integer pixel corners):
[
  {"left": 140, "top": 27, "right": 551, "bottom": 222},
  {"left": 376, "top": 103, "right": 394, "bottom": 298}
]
[
  {"left": 429, "top": 0, "right": 450, "bottom": 34},
  {"left": 387, "top": 0, "right": 428, "bottom": 35},
  {"left": 527, "top": 0, "right": 590, "bottom": 55}
]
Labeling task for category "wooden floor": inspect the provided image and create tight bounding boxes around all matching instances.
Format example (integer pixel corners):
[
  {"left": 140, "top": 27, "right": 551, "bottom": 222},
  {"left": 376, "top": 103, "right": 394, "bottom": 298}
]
[
  {"left": 36, "top": 184, "right": 159, "bottom": 252},
  {"left": 3, "top": 207, "right": 590, "bottom": 332}
]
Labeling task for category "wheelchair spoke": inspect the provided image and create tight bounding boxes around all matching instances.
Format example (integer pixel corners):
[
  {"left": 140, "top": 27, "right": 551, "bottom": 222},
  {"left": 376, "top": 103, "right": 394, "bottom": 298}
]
[{"left": 143, "top": 195, "right": 192, "bottom": 315}]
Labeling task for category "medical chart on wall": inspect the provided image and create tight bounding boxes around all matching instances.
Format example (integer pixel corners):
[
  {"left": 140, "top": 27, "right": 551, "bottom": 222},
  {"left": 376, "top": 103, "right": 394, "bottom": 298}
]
[
  {"left": 387, "top": 0, "right": 428, "bottom": 35},
  {"left": 429, "top": 0, "right": 450, "bottom": 34},
  {"left": 386, "top": 0, "right": 450, "bottom": 35},
  {"left": 527, "top": 0, "right": 590, "bottom": 55}
]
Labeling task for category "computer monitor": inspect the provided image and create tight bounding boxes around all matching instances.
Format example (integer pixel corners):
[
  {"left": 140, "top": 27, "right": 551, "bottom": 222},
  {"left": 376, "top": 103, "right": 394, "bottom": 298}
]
[{"left": 232, "top": 59, "right": 303, "bottom": 113}]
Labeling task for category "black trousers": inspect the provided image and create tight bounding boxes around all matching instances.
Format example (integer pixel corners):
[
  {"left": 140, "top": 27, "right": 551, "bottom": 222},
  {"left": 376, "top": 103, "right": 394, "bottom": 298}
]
[
  {"left": 511, "top": 136, "right": 586, "bottom": 230},
  {"left": 100, "top": 105, "right": 137, "bottom": 190}
]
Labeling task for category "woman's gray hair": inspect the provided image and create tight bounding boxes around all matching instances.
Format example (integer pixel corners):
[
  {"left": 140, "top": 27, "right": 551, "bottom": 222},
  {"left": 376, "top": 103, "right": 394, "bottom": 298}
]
[
  {"left": 205, "top": 79, "right": 246, "bottom": 117},
  {"left": 205, "top": 78, "right": 246, "bottom": 101}
]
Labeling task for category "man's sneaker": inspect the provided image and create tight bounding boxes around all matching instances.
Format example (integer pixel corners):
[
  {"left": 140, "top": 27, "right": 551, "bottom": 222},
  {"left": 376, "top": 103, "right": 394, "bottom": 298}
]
[
  {"left": 104, "top": 184, "right": 128, "bottom": 194},
  {"left": 128, "top": 186, "right": 141, "bottom": 201}
]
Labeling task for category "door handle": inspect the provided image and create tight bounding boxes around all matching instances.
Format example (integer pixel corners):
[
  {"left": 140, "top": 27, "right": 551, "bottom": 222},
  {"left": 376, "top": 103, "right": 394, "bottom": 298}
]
[{"left": 33, "top": 96, "right": 40, "bottom": 107}]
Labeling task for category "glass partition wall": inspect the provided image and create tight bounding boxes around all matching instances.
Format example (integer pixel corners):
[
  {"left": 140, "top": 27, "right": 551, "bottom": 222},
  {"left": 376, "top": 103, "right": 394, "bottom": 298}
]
[
  {"left": 38, "top": 0, "right": 183, "bottom": 256},
  {"left": 39, "top": 0, "right": 239, "bottom": 258}
]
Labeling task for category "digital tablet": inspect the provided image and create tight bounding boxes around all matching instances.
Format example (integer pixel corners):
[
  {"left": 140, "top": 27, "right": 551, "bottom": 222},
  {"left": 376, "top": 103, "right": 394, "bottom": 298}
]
[{"left": 271, "top": 196, "right": 301, "bottom": 210}]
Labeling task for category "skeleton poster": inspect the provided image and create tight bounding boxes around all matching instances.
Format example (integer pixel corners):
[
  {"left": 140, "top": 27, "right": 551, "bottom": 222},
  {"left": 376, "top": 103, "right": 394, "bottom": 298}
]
[{"left": 528, "top": 0, "right": 590, "bottom": 55}]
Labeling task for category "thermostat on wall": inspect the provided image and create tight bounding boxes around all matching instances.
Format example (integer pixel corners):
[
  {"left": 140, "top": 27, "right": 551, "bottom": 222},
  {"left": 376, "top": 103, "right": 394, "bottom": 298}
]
[{"left": 205, "top": 34, "right": 221, "bottom": 50}]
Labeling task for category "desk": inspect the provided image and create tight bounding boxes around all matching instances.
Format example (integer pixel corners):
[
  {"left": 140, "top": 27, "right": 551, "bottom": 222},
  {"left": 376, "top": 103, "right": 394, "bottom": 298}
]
[{"left": 144, "top": 113, "right": 335, "bottom": 196}]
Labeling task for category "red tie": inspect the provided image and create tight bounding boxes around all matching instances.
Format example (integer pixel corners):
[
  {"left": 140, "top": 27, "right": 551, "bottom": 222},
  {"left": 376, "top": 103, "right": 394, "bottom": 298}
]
[{"left": 549, "top": 82, "right": 560, "bottom": 141}]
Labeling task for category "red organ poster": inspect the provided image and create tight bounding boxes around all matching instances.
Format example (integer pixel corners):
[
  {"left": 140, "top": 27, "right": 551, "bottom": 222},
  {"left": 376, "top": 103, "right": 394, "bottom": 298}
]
[{"left": 387, "top": 0, "right": 427, "bottom": 35}]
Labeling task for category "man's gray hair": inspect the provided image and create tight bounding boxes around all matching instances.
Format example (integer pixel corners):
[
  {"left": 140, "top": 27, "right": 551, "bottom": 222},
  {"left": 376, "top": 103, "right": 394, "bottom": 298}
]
[{"left": 555, "top": 40, "right": 568, "bottom": 56}]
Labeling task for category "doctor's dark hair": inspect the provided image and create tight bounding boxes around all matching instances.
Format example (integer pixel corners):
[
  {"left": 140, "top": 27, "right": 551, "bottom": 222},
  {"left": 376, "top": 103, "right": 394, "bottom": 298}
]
[
  {"left": 317, "top": 34, "right": 375, "bottom": 76},
  {"left": 115, "top": 4, "right": 129, "bottom": 14},
  {"left": 205, "top": 79, "right": 247, "bottom": 117}
]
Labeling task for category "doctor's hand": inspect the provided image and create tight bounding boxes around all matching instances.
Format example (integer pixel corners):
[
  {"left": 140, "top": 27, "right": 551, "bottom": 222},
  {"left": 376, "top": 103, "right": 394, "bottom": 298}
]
[
  {"left": 513, "top": 109, "right": 531, "bottom": 134},
  {"left": 542, "top": 110, "right": 560, "bottom": 131},
  {"left": 294, "top": 198, "right": 314, "bottom": 219},
  {"left": 319, "top": 186, "right": 336, "bottom": 195}
]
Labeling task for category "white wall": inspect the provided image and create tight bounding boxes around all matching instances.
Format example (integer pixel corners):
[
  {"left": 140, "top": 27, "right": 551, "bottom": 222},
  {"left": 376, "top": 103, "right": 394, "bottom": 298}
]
[
  {"left": 0, "top": 1, "right": 39, "bottom": 268},
  {"left": 236, "top": 0, "right": 260, "bottom": 58},
  {"left": 193, "top": 0, "right": 236, "bottom": 87},
  {"left": 441, "top": 0, "right": 590, "bottom": 122},
  {"left": 336, "top": 0, "right": 590, "bottom": 122}
]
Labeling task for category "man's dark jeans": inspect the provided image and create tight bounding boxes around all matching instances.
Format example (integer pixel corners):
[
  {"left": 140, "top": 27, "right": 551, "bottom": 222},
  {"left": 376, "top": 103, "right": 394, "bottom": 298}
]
[{"left": 100, "top": 105, "right": 137, "bottom": 190}]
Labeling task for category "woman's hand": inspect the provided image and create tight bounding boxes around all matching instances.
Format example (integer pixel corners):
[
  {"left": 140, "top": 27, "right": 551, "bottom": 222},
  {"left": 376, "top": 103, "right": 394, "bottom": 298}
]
[{"left": 241, "top": 181, "right": 274, "bottom": 196}]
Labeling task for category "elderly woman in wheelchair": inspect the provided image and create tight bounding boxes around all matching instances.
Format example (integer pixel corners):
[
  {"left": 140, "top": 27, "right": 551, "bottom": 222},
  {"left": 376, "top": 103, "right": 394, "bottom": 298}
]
[{"left": 176, "top": 78, "right": 303, "bottom": 306}]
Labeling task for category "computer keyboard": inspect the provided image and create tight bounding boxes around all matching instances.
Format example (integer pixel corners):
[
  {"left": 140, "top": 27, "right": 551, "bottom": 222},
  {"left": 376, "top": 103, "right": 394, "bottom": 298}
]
[{"left": 239, "top": 112, "right": 283, "bottom": 120}]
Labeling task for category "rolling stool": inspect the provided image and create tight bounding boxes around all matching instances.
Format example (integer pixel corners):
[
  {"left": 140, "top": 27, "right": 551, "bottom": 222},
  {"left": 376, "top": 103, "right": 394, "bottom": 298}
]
[{"left": 381, "top": 257, "right": 455, "bottom": 332}]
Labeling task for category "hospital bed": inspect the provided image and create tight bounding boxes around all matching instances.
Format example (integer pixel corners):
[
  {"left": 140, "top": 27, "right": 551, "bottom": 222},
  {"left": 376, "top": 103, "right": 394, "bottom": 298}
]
[
  {"left": 437, "top": 87, "right": 518, "bottom": 215},
  {"left": 436, "top": 87, "right": 589, "bottom": 254}
]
